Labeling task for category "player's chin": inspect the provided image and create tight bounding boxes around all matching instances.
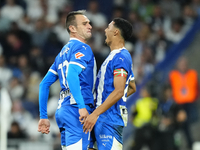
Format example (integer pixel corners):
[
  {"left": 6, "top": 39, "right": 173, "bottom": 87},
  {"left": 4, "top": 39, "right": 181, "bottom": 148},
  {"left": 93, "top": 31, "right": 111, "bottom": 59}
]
[
  {"left": 105, "top": 38, "right": 108, "bottom": 45},
  {"left": 86, "top": 33, "right": 92, "bottom": 39}
]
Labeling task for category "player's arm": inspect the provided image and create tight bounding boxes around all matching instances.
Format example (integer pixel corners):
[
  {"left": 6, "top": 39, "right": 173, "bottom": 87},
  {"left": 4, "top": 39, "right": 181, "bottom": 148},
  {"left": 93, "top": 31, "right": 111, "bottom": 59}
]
[
  {"left": 83, "top": 68, "right": 127, "bottom": 133},
  {"left": 127, "top": 79, "right": 136, "bottom": 97},
  {"left": 67, "top": 64, "right": 89, "bottom": 122},
  {"left": 38, "top": 71, "right": 58, "bottom": 134}
]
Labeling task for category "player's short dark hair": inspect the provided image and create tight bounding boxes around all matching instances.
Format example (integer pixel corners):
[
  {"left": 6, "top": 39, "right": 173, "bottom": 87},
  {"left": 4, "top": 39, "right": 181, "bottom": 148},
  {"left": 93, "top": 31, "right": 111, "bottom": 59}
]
[
  {"left": 113, "top": 18, "right": 133, "bottom": 41},
  {"left": 66, "top": 10, "right": 86, "bottom": 33}
]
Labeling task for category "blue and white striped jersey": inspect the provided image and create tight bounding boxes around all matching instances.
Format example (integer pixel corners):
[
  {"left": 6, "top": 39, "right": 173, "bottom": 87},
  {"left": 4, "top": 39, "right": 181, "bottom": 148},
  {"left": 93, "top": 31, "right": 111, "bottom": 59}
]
[
  {"left": 49, "top": 38, "right": 96, "bottom": 107},
  {"left": 95, "top": 47, "right": 134, "bottom": 127}
]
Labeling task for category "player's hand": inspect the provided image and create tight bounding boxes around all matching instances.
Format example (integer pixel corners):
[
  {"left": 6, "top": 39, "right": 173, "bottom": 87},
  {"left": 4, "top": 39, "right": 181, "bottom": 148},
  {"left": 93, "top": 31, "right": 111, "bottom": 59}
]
[
  {"left": 83, "top": 113, "right": 98, "bottom": 134},
  {"left": 79, "top": 108, "right": 89, "bottom": 124},
  {"left": 38, "top": 119, "right": 50, "bottom": 134}
]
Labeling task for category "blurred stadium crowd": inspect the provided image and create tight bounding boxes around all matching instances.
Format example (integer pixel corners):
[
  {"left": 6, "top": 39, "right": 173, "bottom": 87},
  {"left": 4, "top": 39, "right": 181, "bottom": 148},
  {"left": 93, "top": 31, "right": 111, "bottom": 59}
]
[{"left": 0, "top": 0, "right": 200, "bottom": 150}]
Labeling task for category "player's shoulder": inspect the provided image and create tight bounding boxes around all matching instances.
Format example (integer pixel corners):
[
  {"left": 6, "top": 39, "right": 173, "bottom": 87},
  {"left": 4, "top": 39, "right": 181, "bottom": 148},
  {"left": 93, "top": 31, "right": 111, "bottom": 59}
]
[
  {"left": 77, "top": 42, "right": 92, "bottom": 51},
  {"left": 120, "top": 48, "right": 132, "bottom": 57},
  {"left": 114, "top": 49, "right": 131, "bottom": 62},
  {"left": 69, "top": 38, "right": 91, "bottom": 49}
]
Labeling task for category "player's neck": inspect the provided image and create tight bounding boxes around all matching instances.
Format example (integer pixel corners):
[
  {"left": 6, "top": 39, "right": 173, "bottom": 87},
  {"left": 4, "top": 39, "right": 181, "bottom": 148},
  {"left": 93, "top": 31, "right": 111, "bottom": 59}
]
[
  {"left": 70, "top": 34, "right": 87, "bottom": 43},
  {"left": 110, "top": 39, "right": 125, "bottom": 51}
]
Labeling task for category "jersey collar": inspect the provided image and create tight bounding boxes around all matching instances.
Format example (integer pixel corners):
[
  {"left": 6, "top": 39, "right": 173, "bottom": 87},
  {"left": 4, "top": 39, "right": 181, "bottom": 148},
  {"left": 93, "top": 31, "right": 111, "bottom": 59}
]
[
  {"left": 69, "top": 38, "right": 84, "bottom": 43},
  {"left": 110, "top": 47, "right": 125, "bottom": 54}
]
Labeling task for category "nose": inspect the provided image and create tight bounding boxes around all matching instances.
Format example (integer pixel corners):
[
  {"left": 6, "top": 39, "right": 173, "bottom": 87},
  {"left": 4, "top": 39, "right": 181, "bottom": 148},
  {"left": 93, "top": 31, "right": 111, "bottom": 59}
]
[
  {"left": 105, "top": 28, "right": 107, "bottom": 32},
  {"left": 88, "top": 23, "right": 92, "bottom": 29}
]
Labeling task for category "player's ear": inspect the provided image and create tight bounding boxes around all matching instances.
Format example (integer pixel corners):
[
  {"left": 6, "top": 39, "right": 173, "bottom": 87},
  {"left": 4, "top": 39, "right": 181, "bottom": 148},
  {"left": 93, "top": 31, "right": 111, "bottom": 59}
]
[
  {"left": 69, "top": 25, "right": 77, "bottom": 33},
  {"left": 114, "top": 29, "right": 119, "bottom": 36}
]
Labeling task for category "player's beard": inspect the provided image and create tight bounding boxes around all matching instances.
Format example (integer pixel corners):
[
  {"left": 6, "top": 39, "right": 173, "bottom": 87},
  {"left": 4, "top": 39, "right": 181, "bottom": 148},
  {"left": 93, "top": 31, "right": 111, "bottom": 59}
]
[{"left": 105, "top": 38, "right": 111, "bottom": 46}]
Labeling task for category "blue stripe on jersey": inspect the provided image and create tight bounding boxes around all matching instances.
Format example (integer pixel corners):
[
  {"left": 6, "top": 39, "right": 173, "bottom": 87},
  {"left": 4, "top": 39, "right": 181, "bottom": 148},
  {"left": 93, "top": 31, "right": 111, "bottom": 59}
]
[{"left": 96, "top": 47, "right": 134, "bottom": 126}]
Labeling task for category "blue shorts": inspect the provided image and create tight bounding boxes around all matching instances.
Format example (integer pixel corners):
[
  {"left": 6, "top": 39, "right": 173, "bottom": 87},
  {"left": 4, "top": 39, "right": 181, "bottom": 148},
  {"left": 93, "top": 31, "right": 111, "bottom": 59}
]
[
  {"left": 94, "top": 120, "right": 123, "bottom": 150},
  {"left": 55, "top": 105, "right": 93, "bottom": 150}
]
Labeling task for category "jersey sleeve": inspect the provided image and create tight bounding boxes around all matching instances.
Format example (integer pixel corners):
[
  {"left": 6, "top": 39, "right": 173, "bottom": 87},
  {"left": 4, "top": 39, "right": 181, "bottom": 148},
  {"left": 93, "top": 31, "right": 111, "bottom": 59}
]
[
  {"left": 39, "top": 71, "right": 58, "bottom": 119},
  {"left": 112, "top": 54, "right": 130, "bottom": 73},
  {"left": 49, "top": 62, "right": 58, "bottom": 75},
  {"left": 69, "top": 44, "right": 92, "bottom": 69},
  {"left": 130, "top": 64, "right": 135, "bottom": 81}
]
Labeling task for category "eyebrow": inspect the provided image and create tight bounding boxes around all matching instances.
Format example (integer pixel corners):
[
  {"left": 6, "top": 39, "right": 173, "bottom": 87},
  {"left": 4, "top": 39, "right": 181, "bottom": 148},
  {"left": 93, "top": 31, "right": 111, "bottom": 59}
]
[{"left": 82, "top": 21, "right": 90, "bottom": 24}]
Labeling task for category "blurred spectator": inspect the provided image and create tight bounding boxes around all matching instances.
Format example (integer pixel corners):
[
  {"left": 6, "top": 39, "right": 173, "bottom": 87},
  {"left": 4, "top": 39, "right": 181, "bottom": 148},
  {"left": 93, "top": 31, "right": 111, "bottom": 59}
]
[
  {"left": 7, "top": 121, "right": 27, "bottom": 149},
  {"left": 165, "top": 18, "right": 188, "bottom": 43},
  {"left": 149, "top": 5, "right": 171, "bottom": 32},
  {"left": 158, "top": 84, "right": 187, "bottom": 150},
  {"left": 8, "top": 77, "right": 24, "bottom": 100},
  {"left": 31, "top": 18, "right": 50, "bottom": 48},
  {"left": 132, "top": 24, "right": 154, "bottom": 82},
  {"left": 113, "top": 0, "right": 125, "bottom": 7},
  {"left": 18, "top": 13, "right": 34, "bottom": 34},
  {"left": 160, "top": 0, "right": 181, "bottom": 19},
  {"left": 127, "top": 11, "right": 142, "bottom": 45},
  {"left": 29, "top": 46, "right": 48, "bottom": 76},
  {"left": 0, "top": 9, "right": 11, "bottom": 32},
  {"left": 43, "top": 32, "right": 63, "bottom": 57},
  {"left": 190, "top": 0, "right": 200, "bottom": 16},
  {"left": 24, "top": 0, "right": 43, "bottom": 21},
  {"left": 169, "top": 56, "right": 199, "bottom": 149},
  {"left": 131, "top": 0, "right": 155, "bottom": 22},
  {"left": 151, "top": 28, "right": 173, "bottom": 63},
  {"left": 25, "top": 71, "right": 41, "bottom": 104},
  {"left": 4, "top": 32, "right": 30, "bottom": 58},
  {"left": 86, "top": 0, "right": 107, "bottom": 31},
  {"left": 112, "top": 6, "right": 125, "bottom": 19},
  {"left": 0, "top": 55, "right": 13, "bottom": 88},
  {"left": 25, "top": 0, "right": 68, "bottom": 23},
  {"left": 10, "top": 22, "right": 31, "bottom": 46},
  {"left": 10, "top": 100, "right": 33, "bottom": 133},
  {"left": 182, "top": 5, "right": 198, "bottom": 31},
  {"left": 8, "top": 121, "right": 27, "bottom": 139},
  {"left": 0, "top": 0, "right": 24, "bottom": 22},
  {"left": 131, "top": 86, "right": 159, "bottom": 150},
  {"left": 133, "top": 24, "right": 150, "bottom": 65},
  {"left": 128, "top": 11, "right": 144, "bottom": 37},
  {"left": 85, "top": 0, "right": 107, "bottom": 52},
  {"left": 53, "top": 11, "right": 70, "bottom": 45}
]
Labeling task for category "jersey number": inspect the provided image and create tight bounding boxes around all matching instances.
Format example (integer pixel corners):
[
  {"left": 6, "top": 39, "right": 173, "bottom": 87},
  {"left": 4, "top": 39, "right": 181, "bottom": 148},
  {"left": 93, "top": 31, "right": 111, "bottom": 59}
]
[
  {"left": 57, "top": 60, "right": 69, "bottom": 109},
  {"left": 58, "top": 60, "right": 69, "bottom": 89}
]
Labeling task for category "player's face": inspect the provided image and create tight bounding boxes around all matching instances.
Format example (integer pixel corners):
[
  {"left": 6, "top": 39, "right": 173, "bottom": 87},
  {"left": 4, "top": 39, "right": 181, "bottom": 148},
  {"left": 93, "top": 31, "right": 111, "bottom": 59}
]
[
  {"left": 105, "top": 21, "right": 115, "bottom": 46},
  {"left": 75, "top": 15, "right": 92, "bottom": 40}
]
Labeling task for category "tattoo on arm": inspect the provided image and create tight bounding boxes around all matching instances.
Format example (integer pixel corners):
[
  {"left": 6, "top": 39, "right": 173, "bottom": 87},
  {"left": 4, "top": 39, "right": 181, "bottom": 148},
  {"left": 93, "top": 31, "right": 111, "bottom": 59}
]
[
  {"left": 127, "top": 80, "right": 135, "bottom": 97},
  {"left": 127, "top": 80, "right": 134, "bottom": 92}
]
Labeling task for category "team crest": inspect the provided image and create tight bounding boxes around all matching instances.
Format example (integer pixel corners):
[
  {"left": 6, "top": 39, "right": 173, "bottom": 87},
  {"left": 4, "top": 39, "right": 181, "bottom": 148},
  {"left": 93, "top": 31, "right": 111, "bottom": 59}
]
[{"left": 75, "top": 52, "right": 85, "bottom": 59}]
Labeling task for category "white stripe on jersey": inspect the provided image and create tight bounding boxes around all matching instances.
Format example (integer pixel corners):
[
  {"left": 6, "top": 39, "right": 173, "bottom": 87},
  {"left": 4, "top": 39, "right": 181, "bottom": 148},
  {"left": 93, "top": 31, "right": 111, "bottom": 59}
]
[
  {"left": 92, "top": 58, "right": 97, "bottom": 98},
  {"left": 96, "top": 50, "right": 121, "bottom": 107},
  {"left": 70, "top": 94, "right": 76, "bottom": 104},
  {"left": 49, "top": 69, "right": 58, "bottom": 75},
  {"left": 111, "top": 137, "right": 123, "bottom": 150},
  {"left": 130, "top": 76, "right": 135, "bottom": 81},
  {"left": 69, "top": 61, "right": 85, "bottom": 69}
]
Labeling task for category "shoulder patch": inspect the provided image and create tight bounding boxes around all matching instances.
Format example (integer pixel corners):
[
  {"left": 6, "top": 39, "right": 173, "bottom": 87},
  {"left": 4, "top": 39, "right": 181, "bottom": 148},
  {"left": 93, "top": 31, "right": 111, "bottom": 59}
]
[{"left": 75, "top": 52, "right": 85, "bottom": 59}]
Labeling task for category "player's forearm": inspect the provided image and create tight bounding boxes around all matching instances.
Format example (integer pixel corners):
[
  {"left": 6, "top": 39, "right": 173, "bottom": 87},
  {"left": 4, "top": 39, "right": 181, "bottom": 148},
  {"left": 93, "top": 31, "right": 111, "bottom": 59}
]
[
  {"left": 127, "top": 85, "right": 136, "bottom": 97},
  {"left": 67, "top": 64, "right": 85, "bottom": 109},
  {"left": 127, "top": 80, "right": 136, "bottom": 97},
  {"left": 39, "top": 71, "right": 58, "bottom": 119},
  {"left": 39, "top": 82, "right": 50, "bottom": 119},
  {"left": 92, "top": 88, "right": 124, "bottom": 116}
]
